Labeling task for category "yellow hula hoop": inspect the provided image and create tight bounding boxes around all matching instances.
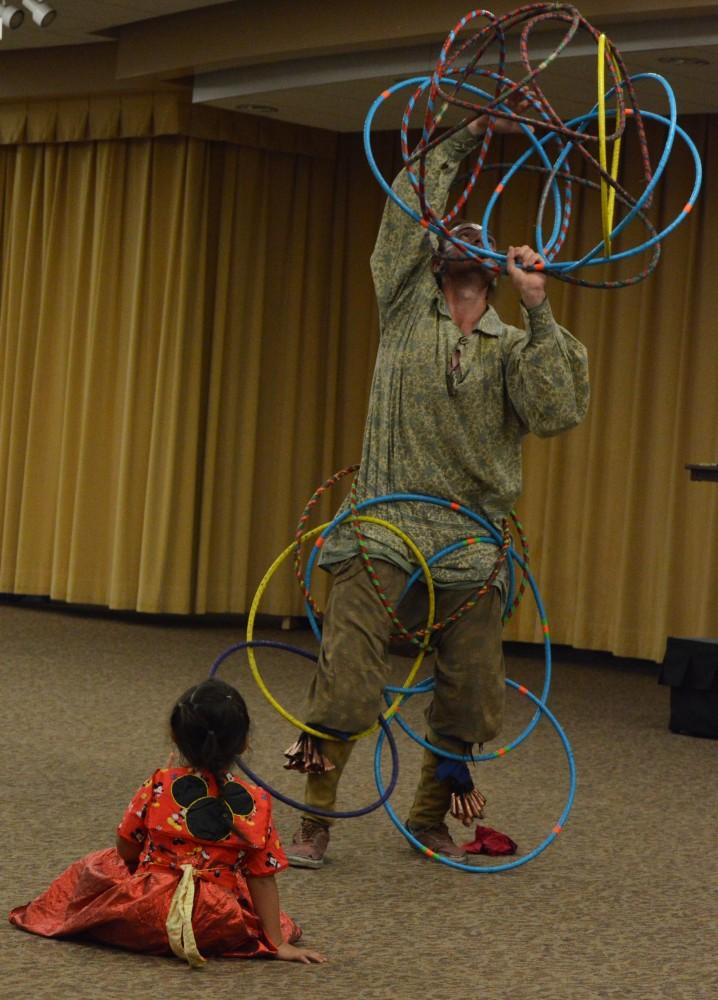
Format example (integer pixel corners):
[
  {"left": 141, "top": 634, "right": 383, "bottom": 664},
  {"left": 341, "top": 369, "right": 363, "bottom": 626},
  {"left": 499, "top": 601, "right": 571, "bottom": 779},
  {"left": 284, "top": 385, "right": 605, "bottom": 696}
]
[
  {"left": 597, "top": 34, "right": 623, "bottom": 257},
  {"left": 245, "top": 515, "right": 436, "bottom": 741}
]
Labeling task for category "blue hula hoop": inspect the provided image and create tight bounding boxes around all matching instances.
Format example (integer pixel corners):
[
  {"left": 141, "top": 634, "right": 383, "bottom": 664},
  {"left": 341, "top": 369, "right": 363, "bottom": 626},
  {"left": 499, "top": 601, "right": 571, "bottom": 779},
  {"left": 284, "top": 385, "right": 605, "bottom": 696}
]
[
  {"left": 363, "top": 73, "right": 702, "bottom": 277},
  {"left": 374, "top": 678, "right": 576, "bottom": 872}
]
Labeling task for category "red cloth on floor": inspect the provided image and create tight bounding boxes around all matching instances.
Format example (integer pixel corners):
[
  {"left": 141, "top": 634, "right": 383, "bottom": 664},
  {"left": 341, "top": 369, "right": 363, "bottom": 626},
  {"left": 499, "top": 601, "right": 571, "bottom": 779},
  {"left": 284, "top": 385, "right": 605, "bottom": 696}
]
[{"left": 463, "top": 824, "right": 517, "bottom": 856}]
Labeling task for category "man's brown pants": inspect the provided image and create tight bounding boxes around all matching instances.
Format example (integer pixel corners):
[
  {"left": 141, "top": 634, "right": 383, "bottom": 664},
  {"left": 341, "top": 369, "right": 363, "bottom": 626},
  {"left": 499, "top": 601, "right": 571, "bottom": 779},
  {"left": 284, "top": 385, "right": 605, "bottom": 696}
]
[{"left": 302, "top": 557, "right": 505, "bottom": 829}]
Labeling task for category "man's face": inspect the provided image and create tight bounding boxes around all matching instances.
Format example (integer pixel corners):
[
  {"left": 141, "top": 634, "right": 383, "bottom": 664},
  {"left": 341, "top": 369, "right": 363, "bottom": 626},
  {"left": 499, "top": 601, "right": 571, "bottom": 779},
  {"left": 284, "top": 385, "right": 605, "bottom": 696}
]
[
  {"left": 441, "top": 222, "right": 496, "bottom": 259},
  {"left": 433, "top": 222, "right": 498, "bottom": 283}
]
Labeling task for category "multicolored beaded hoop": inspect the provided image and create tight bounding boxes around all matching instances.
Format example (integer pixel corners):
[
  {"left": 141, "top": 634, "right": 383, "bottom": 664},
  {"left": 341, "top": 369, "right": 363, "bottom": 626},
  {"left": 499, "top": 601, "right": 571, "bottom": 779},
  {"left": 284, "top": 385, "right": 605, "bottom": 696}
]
[{"left": 363, "top": 5, "right": 702, "bottom": 289}]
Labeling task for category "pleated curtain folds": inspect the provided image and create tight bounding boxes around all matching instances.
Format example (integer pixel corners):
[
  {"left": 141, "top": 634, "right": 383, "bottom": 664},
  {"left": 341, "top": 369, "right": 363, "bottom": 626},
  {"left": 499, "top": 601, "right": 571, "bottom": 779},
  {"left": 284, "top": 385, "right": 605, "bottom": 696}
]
[{"left": 0, "top": 94, "right": 715, "bottom": 661}]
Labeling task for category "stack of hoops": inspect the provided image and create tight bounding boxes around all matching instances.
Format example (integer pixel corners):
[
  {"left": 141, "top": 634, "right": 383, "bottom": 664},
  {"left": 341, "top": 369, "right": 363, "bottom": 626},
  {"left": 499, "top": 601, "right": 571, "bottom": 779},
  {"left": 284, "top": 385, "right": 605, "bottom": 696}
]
[
  {"left": 363, "top": 3, "right": 702, "bottom": 289},
  {"left": 210, "top": 467, "right": 576, "bottom": 873}
]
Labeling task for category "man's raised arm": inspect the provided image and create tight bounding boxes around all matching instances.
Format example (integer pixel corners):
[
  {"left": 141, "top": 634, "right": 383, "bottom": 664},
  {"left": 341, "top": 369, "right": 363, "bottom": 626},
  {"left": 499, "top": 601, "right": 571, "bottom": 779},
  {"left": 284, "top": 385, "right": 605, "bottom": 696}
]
[{"left": 370, "top": 127, "right": 482, "bottom": 315}]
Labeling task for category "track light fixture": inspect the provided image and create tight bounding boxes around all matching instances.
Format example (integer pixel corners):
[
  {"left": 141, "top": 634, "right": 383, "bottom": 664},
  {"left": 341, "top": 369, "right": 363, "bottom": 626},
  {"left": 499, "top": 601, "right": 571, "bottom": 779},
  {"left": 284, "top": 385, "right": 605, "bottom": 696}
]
[
  {"left": 21, "top": 0, "right": 56, "bottom": 28},
  {"left": 0, "top": 3, "right": 25, "bottom": 30}
]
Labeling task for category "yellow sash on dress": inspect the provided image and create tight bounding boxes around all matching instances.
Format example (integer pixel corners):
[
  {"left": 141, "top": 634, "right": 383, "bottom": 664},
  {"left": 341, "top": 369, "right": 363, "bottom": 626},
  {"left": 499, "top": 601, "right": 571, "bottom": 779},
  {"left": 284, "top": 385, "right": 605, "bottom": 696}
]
[{"left": 165, "top": 864, "right": 207, "bottom": 968}]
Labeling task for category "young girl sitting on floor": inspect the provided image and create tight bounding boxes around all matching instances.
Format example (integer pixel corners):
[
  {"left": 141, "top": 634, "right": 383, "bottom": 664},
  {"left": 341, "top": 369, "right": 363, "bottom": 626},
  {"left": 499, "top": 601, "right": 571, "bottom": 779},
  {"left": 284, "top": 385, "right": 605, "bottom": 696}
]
[{"left": 9, "top": 678, "right": 326, "bottom": 967}]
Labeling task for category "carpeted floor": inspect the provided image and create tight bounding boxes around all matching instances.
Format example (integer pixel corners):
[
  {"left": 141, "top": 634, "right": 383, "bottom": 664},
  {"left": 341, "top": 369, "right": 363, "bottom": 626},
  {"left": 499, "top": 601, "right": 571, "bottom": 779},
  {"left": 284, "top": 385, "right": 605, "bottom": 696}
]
[{"left": 1, "top": 602, "right": 717, "bottom": 1000}]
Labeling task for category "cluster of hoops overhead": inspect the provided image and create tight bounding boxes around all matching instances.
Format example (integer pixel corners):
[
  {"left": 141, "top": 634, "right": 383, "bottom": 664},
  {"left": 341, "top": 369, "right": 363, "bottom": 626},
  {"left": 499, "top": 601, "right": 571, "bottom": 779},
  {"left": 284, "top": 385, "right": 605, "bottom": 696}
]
[
  {"left": 363, "top": 3, "right": 702, "bottom": 289},
  {"left": 210, "top": 467, "right": 576, "bottom": 873}
]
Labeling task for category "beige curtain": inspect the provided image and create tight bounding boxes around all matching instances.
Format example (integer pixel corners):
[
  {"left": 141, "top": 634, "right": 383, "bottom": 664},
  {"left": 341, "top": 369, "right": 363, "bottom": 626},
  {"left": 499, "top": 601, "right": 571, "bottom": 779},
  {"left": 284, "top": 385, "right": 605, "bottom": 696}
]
[
  {"left": 0, "top": 130, "right": 340, "bottom": 614},
  {"left": 0, "top": 97, "right": 715, "bottom": 660}
]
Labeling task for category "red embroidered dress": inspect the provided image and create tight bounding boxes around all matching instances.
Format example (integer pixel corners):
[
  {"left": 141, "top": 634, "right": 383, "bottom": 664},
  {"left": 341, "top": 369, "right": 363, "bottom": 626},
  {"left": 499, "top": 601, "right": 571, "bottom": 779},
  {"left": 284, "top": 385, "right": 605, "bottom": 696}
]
[{"left": 9, "top": 767, "right": 300, "bottom": 959}]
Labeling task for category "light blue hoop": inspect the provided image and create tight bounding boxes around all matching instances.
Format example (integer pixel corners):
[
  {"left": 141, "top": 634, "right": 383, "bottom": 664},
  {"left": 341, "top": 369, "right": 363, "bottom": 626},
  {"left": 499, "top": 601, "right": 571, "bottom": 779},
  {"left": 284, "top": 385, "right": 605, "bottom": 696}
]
[
  {"left": 374, "top": 678, "right": 577, "bottom": 872},
  {"left": 363, "top": 72, "right": 702, "bottom": 277}
]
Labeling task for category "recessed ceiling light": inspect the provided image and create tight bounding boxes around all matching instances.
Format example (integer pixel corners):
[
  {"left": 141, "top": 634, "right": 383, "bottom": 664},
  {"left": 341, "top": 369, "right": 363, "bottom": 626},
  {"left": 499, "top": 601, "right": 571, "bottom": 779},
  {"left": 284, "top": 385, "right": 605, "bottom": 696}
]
[
  {"left": 234, "top": 104, "right": 279, "bottom": 114},
  {"left": 657, "top": 55, "right": 709, "bottom": 66}
]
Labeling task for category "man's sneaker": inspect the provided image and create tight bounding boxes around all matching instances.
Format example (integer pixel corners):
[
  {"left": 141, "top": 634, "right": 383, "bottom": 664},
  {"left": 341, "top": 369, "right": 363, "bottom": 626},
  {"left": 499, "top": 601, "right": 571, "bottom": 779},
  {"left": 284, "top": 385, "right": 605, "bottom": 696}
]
[
  {"left": 406, "top": 821, "right": 468, "bottom": 862},
  {"left": 286, "top": 819, "right": 330, "bottom": 869}
]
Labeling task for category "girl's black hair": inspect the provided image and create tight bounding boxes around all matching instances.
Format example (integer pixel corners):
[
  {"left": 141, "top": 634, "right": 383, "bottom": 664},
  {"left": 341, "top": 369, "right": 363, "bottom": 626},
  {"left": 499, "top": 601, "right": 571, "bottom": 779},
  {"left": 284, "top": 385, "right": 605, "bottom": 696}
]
[{"left": 170, "top": 678, "right": 250, "bottom": 782}]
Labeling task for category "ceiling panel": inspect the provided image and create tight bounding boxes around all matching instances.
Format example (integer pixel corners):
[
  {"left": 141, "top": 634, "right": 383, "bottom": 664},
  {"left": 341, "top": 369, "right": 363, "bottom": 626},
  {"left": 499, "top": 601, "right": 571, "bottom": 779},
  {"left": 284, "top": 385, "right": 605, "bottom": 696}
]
[
  {"left": 204, "top": 48, "right": 718, "bottom": 132},
  {"left": 193, "top": 11, "right": 718, "bottom": 130}
]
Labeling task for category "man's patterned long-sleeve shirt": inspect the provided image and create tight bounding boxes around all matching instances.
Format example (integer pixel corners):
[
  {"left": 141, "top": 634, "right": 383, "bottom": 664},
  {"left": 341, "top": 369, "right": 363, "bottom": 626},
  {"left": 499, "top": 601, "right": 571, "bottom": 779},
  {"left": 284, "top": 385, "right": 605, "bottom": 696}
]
[{"left": 320, "top": 127, "right": 590, "bottom": 589}]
